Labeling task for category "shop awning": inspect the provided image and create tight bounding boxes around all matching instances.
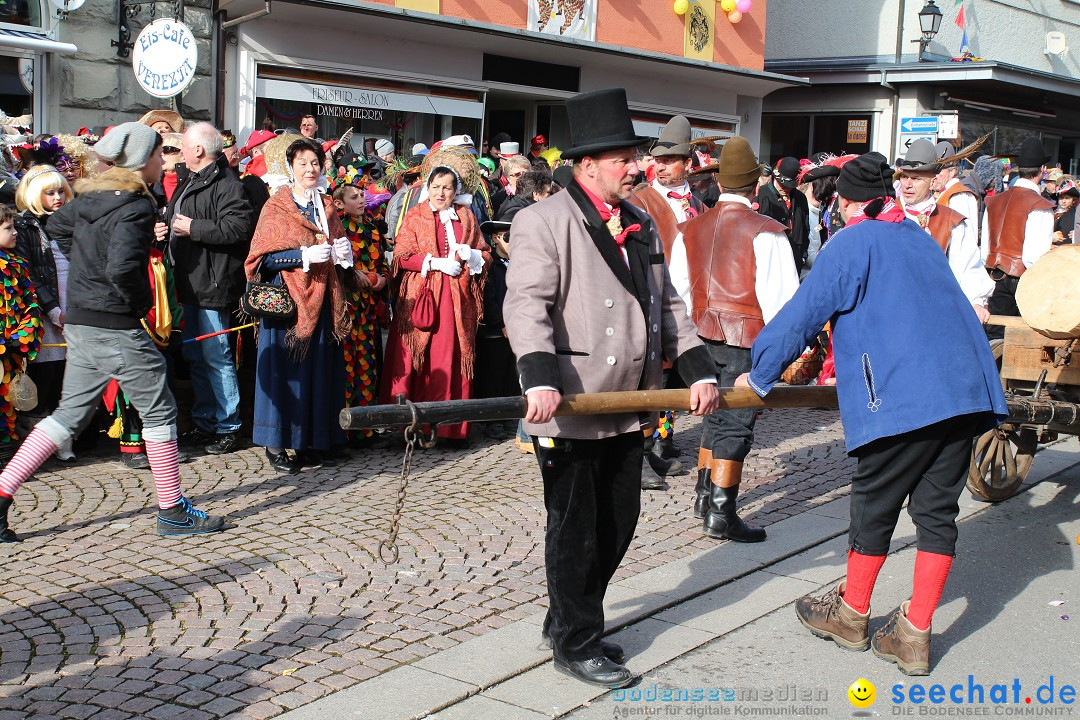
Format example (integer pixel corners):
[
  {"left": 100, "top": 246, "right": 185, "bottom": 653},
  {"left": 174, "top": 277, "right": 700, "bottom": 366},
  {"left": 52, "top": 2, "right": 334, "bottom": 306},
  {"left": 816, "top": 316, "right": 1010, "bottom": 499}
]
[{"left": 0, "top": 28, "right": 78, "bottom": 56}]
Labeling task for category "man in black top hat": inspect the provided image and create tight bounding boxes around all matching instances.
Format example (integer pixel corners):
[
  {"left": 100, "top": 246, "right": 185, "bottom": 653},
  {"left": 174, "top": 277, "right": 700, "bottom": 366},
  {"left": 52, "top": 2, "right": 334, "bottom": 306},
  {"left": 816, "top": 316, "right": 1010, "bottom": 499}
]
[
  {"left": 756, "top": 156, "right": 811, "bottom": 274},
  {"left": 505, "top": 88, "right": 719, "bottom": 689},
  {"left": 979, "top": 136, "right": 1054, "bottom": 339}
]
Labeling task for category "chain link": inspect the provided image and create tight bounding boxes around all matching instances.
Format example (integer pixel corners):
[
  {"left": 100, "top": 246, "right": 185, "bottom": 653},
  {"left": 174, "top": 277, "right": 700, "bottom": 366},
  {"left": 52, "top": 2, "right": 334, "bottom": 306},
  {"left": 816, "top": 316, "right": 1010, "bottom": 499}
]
[{"left": 378, "top": 401, "right": 437, "bottom": 565}]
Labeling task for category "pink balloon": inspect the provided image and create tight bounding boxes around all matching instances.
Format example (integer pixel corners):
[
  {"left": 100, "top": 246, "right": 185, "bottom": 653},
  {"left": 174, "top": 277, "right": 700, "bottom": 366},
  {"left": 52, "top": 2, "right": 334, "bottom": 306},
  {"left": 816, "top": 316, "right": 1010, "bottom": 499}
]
[
  {"left": 736, "top": 0, "right": 752, "bottom": 12},
  {"left": 728, "top": 9, "right": 743, "bottom": 22}
]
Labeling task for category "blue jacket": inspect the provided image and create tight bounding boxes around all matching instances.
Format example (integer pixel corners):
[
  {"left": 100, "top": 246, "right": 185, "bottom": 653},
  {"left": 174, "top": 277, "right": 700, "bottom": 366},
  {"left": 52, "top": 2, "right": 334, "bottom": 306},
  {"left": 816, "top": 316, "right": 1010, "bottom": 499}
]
[{"left": 747, "top": 217, "right": 1007, "bottom": 453}]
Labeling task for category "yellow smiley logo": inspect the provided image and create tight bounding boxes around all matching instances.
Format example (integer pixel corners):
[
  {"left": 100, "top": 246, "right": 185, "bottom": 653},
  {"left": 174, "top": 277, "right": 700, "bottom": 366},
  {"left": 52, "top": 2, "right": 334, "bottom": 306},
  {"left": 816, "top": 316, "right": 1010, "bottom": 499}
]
[{"left": 848, "top": 678, "right": 876, "bottom": 708}]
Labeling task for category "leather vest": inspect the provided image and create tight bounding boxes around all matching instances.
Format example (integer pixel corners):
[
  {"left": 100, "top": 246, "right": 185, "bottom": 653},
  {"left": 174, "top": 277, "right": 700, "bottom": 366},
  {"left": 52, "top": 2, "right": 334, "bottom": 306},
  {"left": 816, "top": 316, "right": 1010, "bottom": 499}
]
[
  {"left": 628, "top": 184, "right": 702, "bottom": 261},
  {"left": 936, "top": 182, "right": 975, "bottom": 212},
  {"left": 924, "top": 204, "right": 966, "bottom": 253},
  {"left": 683, "top": 201, "right": 786, "bottom": 348},
  {"left": 984, "top": 186, "right": 1053, "bottom": 277}
]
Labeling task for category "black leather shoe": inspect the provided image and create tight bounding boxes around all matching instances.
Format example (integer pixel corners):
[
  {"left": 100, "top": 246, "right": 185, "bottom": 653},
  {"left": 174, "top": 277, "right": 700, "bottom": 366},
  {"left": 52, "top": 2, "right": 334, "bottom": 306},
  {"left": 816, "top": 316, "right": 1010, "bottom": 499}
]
[
  {"left": 179, "top": 427, "right": 215, "bottom": 447},
  {"left": 646, "top": 450, "right": 684, "bottom": 477},
  {"left": 0, "top": 495, "right": 19, "bottom": 543},
  {"left": 294, "top": 450, "right": 328, "bottom": 469},
  {"left": 120, "top": 452, "right": 151, "bottom": 470},
  {"left": 703, "top": 481, "right": 766, "bottom": 543},
  {"left": 265, "top": 449, "right": 298, "bottom": 473},
  {"left": 205, "top": 432, "right": 241, "bottom": 455},
  {"left": 553, "top": 655, "right": 635, "bottom": 688},
  {"left": 538, "top": 635, "right": 624, "bottom": 664}
]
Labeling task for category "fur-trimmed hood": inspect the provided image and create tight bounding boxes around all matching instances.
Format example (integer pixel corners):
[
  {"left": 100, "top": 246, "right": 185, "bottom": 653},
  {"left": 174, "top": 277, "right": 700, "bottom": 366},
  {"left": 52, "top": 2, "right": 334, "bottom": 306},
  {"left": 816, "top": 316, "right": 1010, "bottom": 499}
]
[{"left": 70, "top": 166, "right": 156, "bottom": 225}]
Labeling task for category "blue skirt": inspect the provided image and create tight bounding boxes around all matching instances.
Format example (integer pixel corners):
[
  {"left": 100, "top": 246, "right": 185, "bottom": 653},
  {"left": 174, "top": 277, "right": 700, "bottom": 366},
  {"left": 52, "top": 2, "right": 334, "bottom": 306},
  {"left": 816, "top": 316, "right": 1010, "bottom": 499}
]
[{"left": 252, "top": 303, "right": 346, "bottom": 451}]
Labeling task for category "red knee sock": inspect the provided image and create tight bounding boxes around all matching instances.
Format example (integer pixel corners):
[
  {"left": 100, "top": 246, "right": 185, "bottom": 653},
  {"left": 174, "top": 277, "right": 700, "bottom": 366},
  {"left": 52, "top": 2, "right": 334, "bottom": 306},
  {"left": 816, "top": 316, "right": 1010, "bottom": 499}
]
[
  {"left": 0, "top": 429, "right": 59, "bottom": 498},
  {"left": 907, "top": 550, "right": 953, "bottom": 631},
  {"left": 843, "top": 550, "right": 887, "bottom": 615},
  {"left": 144, "top": 440, "right": 182, "bottom": 510}
]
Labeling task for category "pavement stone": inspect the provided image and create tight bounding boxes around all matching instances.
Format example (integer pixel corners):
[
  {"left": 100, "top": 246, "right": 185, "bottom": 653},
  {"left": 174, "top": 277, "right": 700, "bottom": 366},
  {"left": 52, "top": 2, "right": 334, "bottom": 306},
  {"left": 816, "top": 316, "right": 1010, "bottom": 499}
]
[{"left": 0, "top": 408, "right": 859, "bottom": 719}]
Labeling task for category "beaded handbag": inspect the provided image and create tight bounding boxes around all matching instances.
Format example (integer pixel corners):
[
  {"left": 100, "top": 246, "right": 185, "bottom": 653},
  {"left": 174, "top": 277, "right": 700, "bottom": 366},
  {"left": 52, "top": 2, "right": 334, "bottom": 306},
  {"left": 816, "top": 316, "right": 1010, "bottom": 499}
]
[{"left": 240, "top": 257, "right": 297, "bottom": 322}]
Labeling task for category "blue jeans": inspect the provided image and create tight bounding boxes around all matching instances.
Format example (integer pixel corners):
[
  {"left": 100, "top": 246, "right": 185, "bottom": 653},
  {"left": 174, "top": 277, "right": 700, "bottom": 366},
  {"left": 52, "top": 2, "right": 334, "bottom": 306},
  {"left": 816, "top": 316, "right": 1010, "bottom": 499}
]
[{"left": 182, "top": 305, "right": 241, "bottom": 434}]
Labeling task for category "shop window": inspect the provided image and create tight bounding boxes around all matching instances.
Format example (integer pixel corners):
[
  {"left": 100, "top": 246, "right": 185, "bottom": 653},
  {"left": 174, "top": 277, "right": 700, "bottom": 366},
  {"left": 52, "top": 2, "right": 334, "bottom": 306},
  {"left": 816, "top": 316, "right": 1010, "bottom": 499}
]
[
  {"left": 761, "top": 114, "right": 810, "bottom": 163},
  {"left": 0, "top": 55, "right": 33, "bottom": 121},
  {"left": 813, "top": 115, "right": 871, "bottom": 157},
  {"left": 0, "top": 0, "right": 41, "bottom": 28}
]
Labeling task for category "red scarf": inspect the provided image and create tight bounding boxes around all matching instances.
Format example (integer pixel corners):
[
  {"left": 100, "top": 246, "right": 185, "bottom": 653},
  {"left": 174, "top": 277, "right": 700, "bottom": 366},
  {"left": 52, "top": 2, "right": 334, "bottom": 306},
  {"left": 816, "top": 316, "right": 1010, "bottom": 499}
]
[
  {"left": 667, "top": 190, "right": 698, "bottom": 219},
  {"left": 844, "top": 198, "right": 906, "bottom": 228},
  {"left": 579, "top": 183, "right": 640, "bottom": 247}
]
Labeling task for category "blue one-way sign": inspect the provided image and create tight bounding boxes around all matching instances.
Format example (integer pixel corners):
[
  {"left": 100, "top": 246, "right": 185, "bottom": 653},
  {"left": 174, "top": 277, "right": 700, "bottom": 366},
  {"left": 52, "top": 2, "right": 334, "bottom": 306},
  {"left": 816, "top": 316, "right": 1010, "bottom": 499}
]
[{"left": 901, "top": 116, "right": 939, "bottom": 133}]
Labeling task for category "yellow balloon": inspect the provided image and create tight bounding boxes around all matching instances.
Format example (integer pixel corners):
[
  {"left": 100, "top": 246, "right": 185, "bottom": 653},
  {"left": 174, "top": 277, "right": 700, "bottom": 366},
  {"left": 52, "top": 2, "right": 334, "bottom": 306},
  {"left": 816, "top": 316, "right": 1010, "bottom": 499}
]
[
  {"left": 728, "top": 8, "right": 743, "bottom": 22},
  {"left": 720, "top": 0, "right": 736, "bottom": 12},
  {"left": 674, "top": 0, "right": 689, "bottom": 14}
]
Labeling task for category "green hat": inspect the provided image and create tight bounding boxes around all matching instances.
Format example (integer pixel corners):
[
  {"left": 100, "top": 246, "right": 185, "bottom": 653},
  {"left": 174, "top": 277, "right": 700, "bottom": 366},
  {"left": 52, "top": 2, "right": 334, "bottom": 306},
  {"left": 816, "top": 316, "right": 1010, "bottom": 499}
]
[
  {"left": 716, "top": 136, "right": 763, "bottom": 189},
  {"left": 478, "top": 157, "right": 495, "bottom": 173}
]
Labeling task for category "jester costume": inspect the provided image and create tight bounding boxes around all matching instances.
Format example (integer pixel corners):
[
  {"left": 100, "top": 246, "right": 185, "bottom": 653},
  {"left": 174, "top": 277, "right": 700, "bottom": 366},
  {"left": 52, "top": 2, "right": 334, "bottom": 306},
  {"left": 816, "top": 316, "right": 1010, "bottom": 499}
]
[
  {"left": 0, "top": 249, "right": 44, "bottom": 452},
  {"left": 340, "top": 190, "right": 390, "bottom": 437}
]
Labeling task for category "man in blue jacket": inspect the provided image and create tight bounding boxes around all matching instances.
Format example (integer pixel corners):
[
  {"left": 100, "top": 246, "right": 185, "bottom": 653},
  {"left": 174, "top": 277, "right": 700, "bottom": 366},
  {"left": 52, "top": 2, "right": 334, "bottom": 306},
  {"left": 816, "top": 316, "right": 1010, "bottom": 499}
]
[{"left": 737, "top": 152, "right": 1007, "bottom": 676}]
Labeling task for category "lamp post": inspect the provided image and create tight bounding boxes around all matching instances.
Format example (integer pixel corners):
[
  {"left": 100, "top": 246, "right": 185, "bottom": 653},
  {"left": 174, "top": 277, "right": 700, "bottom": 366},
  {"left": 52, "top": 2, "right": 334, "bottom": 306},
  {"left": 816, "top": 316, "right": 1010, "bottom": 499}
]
[{"left": 916, "top": 0, "right": 944, "bottom": 61}]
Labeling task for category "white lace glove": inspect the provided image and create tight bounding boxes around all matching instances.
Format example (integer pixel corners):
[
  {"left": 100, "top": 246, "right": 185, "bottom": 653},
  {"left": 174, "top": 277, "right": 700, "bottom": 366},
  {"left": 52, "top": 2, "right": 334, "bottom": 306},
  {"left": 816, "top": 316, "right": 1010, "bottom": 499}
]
[
  {"left": 48, "top": 307, "right": 63, "bottom": 329},
  {"left": 302, "top": 243, "right": 333, "bottom": 272},
  {"left": 429, "top": 256, "right": 463, "bottom": 277},
  {"left": 332, "top": 237, "right": 354, "bottom": 268}
]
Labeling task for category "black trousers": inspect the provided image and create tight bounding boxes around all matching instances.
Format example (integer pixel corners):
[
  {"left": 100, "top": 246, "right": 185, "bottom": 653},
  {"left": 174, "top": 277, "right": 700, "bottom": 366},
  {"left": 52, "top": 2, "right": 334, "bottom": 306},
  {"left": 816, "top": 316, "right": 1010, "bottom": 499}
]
[
  {"left": 985, "top": 274, "right": 1019, "bottom": 341},
  {"left": 700, "top": 340, "right": 755, "bottom": 461},
  {"left": 473, "top": 336, "right": 520, "bottom": 399},
  {"left": 536, "top": 432, "right": 644, "bottom": 661},
  {"left": 849, "top": 413, "right": 980, "bottom": 557}
]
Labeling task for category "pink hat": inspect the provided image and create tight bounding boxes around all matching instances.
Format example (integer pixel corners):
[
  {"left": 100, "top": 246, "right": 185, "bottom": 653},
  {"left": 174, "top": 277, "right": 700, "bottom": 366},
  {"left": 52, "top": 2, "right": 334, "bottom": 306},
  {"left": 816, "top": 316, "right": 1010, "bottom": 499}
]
[{"left": 241, "top": 130, "right": 276, "bottom": 157}]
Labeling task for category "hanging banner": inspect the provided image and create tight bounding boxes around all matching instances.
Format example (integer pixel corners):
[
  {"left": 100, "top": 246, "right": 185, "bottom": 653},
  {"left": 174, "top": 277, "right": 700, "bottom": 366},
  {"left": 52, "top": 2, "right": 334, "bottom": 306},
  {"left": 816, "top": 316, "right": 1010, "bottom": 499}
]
[
  {"left": 528, "top": 0, "right": 597, "bottom": 41},
  {"left": 683, "top": 0, "right": 715, "bottom": 62},
  {"left": 131, "top": 18, "right": 198, "bottom": 99}
]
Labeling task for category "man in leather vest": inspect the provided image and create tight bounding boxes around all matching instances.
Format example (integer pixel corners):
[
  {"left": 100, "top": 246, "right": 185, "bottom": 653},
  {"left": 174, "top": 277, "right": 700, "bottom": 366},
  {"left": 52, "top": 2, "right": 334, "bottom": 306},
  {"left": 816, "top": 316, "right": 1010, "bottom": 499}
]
[
  {"left": 627, "top": 115, "right": 706, "bottom": 485},
  {"left": 896, "top": 139, "right": 993, "bottom": 322},
  {"left": 934, "top": 142, "right": 979, "bottom": 228},
  {"left": 667, "top": 137, "right": 800, "bottom": 543},
  {"left": 756, "top": 156, "right": 811, "bottom": 273},
  {"left": 980, "top": 136, "right": 1054, "bottom": 340},
  {"left": 505, "top": 88, "right": 719, "bottom": 689}
]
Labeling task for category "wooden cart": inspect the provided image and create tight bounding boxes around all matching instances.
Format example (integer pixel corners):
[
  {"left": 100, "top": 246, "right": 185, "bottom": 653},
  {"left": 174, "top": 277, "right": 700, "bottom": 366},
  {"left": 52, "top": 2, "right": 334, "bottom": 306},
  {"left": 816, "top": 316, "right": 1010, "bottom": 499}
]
[{"left": 968, "top": 315, "right": 1080, "bottom": 501}]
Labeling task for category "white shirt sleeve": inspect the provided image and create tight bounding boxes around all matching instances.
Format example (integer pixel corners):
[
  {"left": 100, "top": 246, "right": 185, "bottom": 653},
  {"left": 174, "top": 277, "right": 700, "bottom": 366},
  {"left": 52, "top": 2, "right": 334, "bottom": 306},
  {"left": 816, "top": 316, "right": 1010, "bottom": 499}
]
[
  {"left": 948, "top": 192, "right": 979, "bottom": 227},
  {"left": 980, "top": 210, "right": 990, "bottom": 263},
  {"left": 948, "top": 219, "right": 994, "bottom": 307},
  {"left": 668, "top": 231, "right": 693, "bottom": 317},
  {"left": 1023, "top": 208, "right": 1054, "bottom": 269},
  {"left": 753, "top": 231, "right": 800, "bottom": 323}
]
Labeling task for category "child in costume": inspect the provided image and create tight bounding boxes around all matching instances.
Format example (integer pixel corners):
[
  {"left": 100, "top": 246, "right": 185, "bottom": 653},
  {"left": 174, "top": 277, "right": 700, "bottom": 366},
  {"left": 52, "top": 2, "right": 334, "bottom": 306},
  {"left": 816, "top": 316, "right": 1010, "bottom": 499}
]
[
  {"left": 329, "top": 157, "right": 389, "bottom": 441},
  {"left": 0, "top": 205, "right": 44, "bottom": 474}
]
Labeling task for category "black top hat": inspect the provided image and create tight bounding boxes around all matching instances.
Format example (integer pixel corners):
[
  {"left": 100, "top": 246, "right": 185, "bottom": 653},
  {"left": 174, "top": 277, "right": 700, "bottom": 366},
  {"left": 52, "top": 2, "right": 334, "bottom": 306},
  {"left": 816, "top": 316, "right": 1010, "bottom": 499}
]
[
  {"left": 1017, "top": 136, "right": 1050, "bottom": 168},
  {"left": 562, "top": 88, "right": 651, "bottom": 160}
]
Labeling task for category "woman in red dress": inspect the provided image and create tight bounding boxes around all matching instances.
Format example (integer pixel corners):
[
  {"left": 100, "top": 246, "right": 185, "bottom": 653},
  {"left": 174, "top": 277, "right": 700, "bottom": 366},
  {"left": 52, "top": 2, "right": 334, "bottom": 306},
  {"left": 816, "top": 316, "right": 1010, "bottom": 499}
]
[{"left": 382, "top": 166, "right": 491, "bottom": 443}]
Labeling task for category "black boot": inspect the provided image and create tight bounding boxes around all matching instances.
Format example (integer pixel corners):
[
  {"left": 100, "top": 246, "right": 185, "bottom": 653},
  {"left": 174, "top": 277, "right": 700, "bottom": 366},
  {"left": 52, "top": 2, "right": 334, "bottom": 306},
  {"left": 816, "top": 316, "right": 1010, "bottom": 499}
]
[
  {"left": 703, "top": 460, "right": 766, "bottom": 543},
  {"left": 694, "top": 447, "right": 712, "bottom": 519},
  {"left": 0, "top": 495, "right": 19, "bottom": 543}
]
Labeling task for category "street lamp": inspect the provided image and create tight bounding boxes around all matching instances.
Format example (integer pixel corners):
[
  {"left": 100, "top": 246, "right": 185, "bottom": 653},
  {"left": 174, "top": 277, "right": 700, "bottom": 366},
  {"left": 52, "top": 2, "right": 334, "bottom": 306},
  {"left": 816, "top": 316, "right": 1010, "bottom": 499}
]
[{"left": 916, "top": 0, "right": 943, "bottom": 61}]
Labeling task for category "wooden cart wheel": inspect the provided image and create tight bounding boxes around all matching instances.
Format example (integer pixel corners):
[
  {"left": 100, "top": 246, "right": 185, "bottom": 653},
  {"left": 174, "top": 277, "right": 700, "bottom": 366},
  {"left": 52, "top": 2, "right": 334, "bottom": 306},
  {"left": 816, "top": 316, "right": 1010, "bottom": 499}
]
[{"left": 967, "top": 425, "right": 1037, "bottom": 502}]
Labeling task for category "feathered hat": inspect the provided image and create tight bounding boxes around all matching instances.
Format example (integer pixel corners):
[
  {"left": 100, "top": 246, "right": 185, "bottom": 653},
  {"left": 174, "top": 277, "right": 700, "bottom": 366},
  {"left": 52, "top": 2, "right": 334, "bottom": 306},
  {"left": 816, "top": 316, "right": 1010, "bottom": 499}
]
[{"left": 797, "top": 153, "right": 858, "bottom": 186}]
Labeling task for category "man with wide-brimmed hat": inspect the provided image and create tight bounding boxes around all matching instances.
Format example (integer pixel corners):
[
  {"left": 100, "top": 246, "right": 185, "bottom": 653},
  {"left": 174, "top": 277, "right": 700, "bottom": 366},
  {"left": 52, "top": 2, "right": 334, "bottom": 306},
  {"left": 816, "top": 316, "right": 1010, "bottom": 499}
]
[
  {"left": 979, "top": 136, "right": 1055, "bottom": 339},
  {"left": 667, "top": 137, "right": 799, "bottom": 544},
  {"left": 504, "top": 88, "right": 719, "bottom": 689},
  {"left": 756, "top": 155, "right": 812, "bottom": 273},
  {"left": 896, "top": 139, "right": 993, "bottom": 322},
  {"left": 933, "top": 141, "right": 980, "bottom": 229},
  {"left": 736, "top": 151, "right": 1006, "bottom": 677},
  {"left": 626, "top": 115, "right": 707, "bottom": 484}
]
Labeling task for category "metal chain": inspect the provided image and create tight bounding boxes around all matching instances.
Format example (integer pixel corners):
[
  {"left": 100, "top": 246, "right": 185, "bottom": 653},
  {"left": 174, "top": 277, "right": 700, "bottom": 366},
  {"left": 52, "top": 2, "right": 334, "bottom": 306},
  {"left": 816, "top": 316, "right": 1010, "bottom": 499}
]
[
  {"left": 1053, "top": 339, "right": 1075, "bottom": 368},
  {"left": 378, "top": 401, "right": 437, "bottom": 565}
]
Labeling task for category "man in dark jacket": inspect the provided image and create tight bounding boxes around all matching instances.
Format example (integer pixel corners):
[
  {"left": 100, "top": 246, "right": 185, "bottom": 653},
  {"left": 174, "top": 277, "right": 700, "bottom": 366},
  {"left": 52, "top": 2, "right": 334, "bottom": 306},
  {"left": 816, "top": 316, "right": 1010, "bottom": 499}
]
[
  {"left": 166, "top": 121, "right": 254, "bottom": 455},
  {"left": 0, "top": 123, "right": 225, "bottom": 540},
  {"left": 755, "top": 156, "right": 811, "bottom": 274}
]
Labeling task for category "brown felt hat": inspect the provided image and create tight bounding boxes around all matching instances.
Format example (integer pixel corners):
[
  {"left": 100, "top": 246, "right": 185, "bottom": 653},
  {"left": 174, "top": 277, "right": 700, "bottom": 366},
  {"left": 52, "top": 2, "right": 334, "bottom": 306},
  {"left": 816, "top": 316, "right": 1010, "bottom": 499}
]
[{"left": 716, "top": 136, "right": 763, "bottom": 188}]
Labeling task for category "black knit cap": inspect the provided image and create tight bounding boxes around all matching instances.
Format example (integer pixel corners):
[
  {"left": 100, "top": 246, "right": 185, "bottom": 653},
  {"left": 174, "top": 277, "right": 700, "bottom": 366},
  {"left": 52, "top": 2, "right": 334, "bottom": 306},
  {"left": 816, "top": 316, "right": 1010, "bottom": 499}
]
[{"left": 836, "top": 152, "right": 894, "bottom": 202}]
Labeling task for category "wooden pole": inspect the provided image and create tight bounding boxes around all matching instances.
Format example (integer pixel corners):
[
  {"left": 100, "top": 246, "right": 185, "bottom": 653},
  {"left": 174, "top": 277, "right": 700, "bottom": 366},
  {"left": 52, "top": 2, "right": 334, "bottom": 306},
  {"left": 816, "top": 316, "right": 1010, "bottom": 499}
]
[
  {"left": 339, "top": 386, "right": 838, "bottom": 431},
  {"left": 986, "top": 315, "right": 1030, "bottom": 329}
]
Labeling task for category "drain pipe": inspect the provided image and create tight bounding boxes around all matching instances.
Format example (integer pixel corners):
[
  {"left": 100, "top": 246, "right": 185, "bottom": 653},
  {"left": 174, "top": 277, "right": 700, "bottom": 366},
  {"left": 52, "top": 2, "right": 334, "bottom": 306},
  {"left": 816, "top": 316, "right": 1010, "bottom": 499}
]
[{"left": 222, "top": 0, "right": 271, "bottom": 30}]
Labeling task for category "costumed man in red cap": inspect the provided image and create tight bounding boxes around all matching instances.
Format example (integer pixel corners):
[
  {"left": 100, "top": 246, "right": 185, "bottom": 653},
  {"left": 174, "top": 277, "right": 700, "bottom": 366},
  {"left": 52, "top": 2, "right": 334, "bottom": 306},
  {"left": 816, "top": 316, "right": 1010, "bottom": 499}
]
[
  {"left": 505, "top": 88, "right": 719, "bottom": 689},
  {"left": 895, "top": 139, "right": 993, "bottom": 322},
  {"left": 979, "top": 136, "right": 1054, "bottom": 340},
  {"left": 627, "top": 115, "right": 707, "bottom": 486},
  {"left": 239, "top": 129, "right": 276, "bottom": 178},
  {"left": 667, "top": 137, "right": 800, "bottom": 543},
  {"left": 737, "top": 151, "right": 1006, "bottom": 676},
  {"left": 528, "top": 134, "right": 548, "bottom": 165}
]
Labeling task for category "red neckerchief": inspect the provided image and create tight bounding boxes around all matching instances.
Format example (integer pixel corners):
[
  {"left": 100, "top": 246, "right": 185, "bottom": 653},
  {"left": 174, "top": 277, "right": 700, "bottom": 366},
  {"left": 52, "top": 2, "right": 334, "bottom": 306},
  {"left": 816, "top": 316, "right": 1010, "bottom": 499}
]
[
  {"left": 667, "top": 190, "right": 699, "bottom": 219},
  {"left": 845, "top": 198, "right": 906, "bottom": 228},
  {"left": 579, "top": 183, "right": 640, "bottom": 248}
]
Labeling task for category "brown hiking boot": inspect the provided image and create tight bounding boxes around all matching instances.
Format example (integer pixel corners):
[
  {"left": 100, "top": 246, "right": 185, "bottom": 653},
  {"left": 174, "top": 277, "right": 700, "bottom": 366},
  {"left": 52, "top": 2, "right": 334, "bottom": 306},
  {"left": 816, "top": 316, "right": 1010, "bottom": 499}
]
[
  {"left": 872, "top": 601, "right": 930, "bottom": 676},
  {"left": 795, "top": 582, "right": 869, "bottom": 650}
]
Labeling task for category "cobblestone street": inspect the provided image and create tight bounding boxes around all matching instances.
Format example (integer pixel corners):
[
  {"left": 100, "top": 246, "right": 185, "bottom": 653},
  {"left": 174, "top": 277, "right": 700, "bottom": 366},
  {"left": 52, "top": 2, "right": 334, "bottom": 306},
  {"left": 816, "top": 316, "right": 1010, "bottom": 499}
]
[{"left": 0, "top": 408, "right": 851, "bottom": 720}]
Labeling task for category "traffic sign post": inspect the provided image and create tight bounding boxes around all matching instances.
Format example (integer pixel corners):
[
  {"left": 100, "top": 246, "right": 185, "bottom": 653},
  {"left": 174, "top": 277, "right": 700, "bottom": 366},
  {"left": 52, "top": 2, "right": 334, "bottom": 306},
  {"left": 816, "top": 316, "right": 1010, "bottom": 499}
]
[
  {"left": 895, "top": 133, "right": 938, "bottom": 161},
  {"left": 900, "top": 116, "right": 939, "bottom": 134}
]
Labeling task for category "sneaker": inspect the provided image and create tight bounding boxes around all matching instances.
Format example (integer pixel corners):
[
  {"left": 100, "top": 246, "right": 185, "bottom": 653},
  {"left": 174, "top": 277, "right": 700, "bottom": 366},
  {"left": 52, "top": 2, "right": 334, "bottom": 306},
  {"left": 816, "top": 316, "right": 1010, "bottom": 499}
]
[
  {"left": 120, "top": 452, "right": 151, "bottom": 470},
  {"left": 872, "top": 601, "right": 931, "bottom": 675},
  {"left": 179, "top": 427, "right": 215, "bottom": 448},
  {"left": 156, "top": 497, "right": 225, "bottom": 536},
  {"left": 205, "top": 432, "right": 241, "bottom": 455},
  {"left": 794, "top": 582, "right": 870, "bottom": 651}
]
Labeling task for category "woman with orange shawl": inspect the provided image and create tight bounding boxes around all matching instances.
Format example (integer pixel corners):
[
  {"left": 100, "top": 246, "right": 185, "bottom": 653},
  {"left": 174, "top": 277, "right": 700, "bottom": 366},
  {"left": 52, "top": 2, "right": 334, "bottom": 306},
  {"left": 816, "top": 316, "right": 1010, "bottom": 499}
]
[
  {"left": 246, "top": 138, "right": 355, "bottom": 472},
  {"left": 381, "top": 166, "right": 491, "bottom": 444}
]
